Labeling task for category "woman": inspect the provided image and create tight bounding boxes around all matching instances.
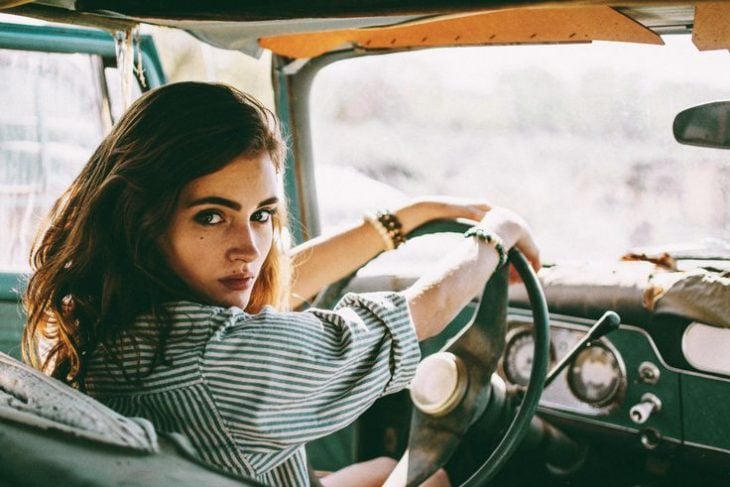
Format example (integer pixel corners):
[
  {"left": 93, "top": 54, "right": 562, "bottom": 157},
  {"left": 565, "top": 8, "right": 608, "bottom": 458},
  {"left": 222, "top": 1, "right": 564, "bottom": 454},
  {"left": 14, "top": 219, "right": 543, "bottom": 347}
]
[{"left": 22, "top": 82, "right": 539, "bottom": 486}]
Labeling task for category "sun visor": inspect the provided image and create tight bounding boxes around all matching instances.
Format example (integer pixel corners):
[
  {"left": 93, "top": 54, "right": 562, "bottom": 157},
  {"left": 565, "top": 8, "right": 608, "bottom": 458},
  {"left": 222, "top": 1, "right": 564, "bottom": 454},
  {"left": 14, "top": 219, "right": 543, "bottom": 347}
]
[
  {"left": 693, "top": 2, "right": 730, "bottom": 50},
  {"left": 179, "top": 16, "right": 422, "bottom": 57},
  {"left": 260, "top": 6, "right": 663, "bottom": 59}
]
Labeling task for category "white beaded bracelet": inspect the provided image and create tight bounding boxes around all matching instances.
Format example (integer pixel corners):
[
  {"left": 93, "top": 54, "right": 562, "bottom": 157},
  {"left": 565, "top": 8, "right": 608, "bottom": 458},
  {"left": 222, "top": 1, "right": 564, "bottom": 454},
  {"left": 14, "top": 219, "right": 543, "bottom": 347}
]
[{"left": 364, "top": 213, "right": 395, "bottom": 251}]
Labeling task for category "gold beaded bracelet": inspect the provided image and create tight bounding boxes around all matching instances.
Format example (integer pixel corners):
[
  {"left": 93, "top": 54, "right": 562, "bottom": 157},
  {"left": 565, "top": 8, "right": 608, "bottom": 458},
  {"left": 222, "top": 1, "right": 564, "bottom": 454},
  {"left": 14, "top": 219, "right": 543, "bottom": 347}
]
[{"left": 464, "top": 226, "right": 507, "bottom": 267}]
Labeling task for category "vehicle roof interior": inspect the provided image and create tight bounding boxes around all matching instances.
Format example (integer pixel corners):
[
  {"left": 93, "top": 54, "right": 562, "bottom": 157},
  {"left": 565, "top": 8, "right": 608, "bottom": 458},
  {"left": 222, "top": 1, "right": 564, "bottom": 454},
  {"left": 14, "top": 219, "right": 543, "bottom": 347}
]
[{"left": 1, "top": 1, "right": 729, "bottom": 58}]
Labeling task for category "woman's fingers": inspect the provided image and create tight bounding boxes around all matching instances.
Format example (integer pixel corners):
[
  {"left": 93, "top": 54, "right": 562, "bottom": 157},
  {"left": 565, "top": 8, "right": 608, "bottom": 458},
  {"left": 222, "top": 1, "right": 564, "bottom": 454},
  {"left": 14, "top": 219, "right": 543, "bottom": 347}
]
[
  {"left": 477, "top": 206, "right": 542, "bottom": 272},
  {"left": 414, "top": 196, "right": 492, "bottom": 222},
  {"left": 516, "top": 231, "right": 541, "bottom": 273}
]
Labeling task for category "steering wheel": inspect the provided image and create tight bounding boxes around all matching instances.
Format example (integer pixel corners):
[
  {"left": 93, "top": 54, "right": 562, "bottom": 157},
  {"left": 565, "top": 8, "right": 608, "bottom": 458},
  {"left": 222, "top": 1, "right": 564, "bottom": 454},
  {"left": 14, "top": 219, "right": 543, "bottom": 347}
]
[{"left": 313, "top": 219, "right": 550, "bottom": 486}]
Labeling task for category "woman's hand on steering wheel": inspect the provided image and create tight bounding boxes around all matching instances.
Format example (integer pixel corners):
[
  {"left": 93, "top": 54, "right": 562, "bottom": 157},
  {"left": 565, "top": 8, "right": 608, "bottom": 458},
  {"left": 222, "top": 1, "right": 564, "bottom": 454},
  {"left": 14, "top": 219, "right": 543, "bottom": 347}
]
[
  {"left": 396, "top": 198, "right": 541, "bottom": 280},
  {"left": 394, "top": 196, "right": 492, "bottom": 234},
  {"left": 474, "top": 207, "right": 541, "bottom": 278}
]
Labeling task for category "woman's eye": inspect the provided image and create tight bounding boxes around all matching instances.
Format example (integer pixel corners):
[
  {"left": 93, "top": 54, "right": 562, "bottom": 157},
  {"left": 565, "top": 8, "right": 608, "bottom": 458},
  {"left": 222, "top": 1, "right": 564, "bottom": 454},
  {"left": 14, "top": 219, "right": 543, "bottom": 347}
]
[
  {"left": 252, "top": 208, "right": 275, "bottom": 223},
  {"left": 194, "top": 211, "right": 224, "bottom": 226}
]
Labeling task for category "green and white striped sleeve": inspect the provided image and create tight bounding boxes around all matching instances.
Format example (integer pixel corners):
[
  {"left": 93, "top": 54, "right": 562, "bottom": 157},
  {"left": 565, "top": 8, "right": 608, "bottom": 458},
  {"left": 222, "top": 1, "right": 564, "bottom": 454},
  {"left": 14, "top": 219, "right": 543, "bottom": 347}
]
[{"left": 201, "top": 291, "right": 420, "bottom": 452}]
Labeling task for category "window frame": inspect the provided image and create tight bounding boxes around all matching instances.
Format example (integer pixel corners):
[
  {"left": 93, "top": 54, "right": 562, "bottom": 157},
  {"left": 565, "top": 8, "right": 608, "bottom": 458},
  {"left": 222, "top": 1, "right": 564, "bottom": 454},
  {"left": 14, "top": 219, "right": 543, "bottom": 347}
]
[{"left": 0, "top": 21, "right": 166, "bottom": 299}]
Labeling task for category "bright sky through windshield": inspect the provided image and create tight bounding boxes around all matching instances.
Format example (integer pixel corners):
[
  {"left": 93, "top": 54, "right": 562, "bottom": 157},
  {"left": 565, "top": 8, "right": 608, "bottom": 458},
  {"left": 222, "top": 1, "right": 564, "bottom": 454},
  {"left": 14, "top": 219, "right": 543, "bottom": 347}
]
[
  {"left": 312, "top": 34, "right": 730, "bottom": 264},
  {"left": 426, "top": 36, "right": 730, "bottom": 92}
]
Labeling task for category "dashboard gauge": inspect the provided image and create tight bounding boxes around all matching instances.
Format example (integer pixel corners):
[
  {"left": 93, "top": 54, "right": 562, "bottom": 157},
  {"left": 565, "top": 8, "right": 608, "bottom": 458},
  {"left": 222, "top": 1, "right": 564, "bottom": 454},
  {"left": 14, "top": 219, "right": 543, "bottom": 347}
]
[
  {"left": 567, "top": 343, "right": 623, "bottom": 407},
  {"left": 503, "top": 328, "right": 554, "bottom": 386}
]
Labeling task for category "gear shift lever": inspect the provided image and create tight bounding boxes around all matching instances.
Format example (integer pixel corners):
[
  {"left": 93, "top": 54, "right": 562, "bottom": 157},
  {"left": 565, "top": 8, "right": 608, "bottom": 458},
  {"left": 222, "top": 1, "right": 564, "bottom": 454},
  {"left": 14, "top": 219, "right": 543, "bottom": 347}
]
[{"left": 544, "top": 311, "right": 621, "bottom": 388}]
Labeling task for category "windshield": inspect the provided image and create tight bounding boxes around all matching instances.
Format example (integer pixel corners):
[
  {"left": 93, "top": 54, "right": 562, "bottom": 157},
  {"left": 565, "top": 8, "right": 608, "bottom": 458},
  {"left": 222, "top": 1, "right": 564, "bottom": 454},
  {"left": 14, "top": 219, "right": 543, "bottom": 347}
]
[{"left": 310, "top": 35, "right": 730, "bottom": 264}]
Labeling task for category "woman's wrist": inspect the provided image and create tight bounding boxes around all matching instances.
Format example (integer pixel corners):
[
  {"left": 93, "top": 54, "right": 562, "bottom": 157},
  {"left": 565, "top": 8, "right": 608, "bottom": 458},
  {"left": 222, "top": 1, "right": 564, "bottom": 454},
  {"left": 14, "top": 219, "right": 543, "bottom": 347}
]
[
  {"left": 473, "top": 207, "right": 526, "bottom": 251},
  {"left": 464, "top": 226, "right": 507, "bottom": 267},
  {"left": 394, "top": 198, "right": 489, "bottom": 234},
  {"left": 393, "top": 200, "right": 454, "bottom": 235},
  {"left": 364, "top": 210, "right": 407, "bottom": 251},
  {"left": 393, "top": 201, "right": 425, "bottom": 235}
]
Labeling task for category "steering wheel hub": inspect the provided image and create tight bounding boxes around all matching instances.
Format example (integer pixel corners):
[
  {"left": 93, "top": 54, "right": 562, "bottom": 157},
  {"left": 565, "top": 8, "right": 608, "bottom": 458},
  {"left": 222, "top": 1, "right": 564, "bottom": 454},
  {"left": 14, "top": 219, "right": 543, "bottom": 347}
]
[{"left": 410, "top": 352, "right": 468, "bottom": 416}]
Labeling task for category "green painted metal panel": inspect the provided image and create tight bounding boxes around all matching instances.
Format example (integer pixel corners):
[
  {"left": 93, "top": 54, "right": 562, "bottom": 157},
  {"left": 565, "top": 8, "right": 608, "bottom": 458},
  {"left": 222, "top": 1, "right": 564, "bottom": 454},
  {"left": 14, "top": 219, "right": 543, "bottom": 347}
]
[
  {"left": 0, "top": 300, "right": 25, "bottom": 360},
  {"left": 0, "top": 272, "right": 25, "bottom": 300},
  {"left": 607, "top": 327, "right": 683, "bottom": 439},
  {"left": 516, "top": 311, "right": 685, "bottom": 442},
  {"left": 681, "top": 374, "right": 730, "bottom": 452},
  {"left": 0, "top": 22, "right": 117, "bottom": 56},
  {"left": 273, "top": 64, "right": 304, "bottom": 245},
  {"left": 0, "top": 22, "right": 166, "bottom": 88},
  {"left": 0, "top": 273, "right": 25, "bottom": 359}
]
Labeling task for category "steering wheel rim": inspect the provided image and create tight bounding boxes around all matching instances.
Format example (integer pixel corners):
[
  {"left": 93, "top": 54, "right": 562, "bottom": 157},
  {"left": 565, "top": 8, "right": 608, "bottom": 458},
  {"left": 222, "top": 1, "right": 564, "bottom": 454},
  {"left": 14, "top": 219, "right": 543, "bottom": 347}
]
[
  {"left": 398, "top": 219, "right": 549, "bottom": 486},
  {"left": 461, "top": 246, "right": 549, "bottom": 485},
  {"left": 311, "top": 219, "right": 550, "bottom": 486}
]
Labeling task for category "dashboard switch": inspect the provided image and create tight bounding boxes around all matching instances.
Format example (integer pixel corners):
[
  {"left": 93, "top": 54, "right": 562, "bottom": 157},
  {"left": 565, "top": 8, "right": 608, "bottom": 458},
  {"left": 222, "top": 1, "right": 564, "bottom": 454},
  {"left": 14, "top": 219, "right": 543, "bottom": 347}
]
[
  {"left": 629, "top": 393, "right": 662, "bottom": 424},
  {"left": 638, "top": 361, "right": 660, "bottom": 385}
]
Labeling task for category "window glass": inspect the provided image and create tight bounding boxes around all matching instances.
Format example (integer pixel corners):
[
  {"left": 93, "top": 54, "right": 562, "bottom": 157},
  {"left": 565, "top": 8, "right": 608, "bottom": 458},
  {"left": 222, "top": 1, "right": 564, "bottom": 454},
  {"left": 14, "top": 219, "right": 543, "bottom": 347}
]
[
  {"left": 311, "top": 36, "right": 730, "bottom": 265},
  {"left": 0, "top": 49, "right": 107, "bottom": 271}
]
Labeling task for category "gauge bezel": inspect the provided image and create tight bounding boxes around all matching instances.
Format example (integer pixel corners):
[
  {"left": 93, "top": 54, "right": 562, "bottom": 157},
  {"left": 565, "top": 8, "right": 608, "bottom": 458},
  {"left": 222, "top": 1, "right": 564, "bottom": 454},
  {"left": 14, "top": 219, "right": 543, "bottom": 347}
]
[
  {"left": 500, "top": 323, "right": 556, "bottom": 387},
  {"left": 500, "top": 316, "right": 628, "bottom": 416},
  {"left": 566, "top": 340, "right": 627, "bottom": 410}
]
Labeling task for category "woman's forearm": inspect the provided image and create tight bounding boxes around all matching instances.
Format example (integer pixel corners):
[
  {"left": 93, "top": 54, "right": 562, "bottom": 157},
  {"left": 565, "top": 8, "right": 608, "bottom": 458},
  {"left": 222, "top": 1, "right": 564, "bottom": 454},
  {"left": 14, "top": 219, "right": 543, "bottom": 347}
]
[
  {"left": 289, "top": 220, "right": 388, "bottom": 308},
  {"left": 288, "top": 198, "right": 498, "bottom": 309},
  {"left": 403, "top": 207, "right": 538, "bottom": 340},
  {"left": 403, "top": 238, "right": 500, "bottom": 340}
]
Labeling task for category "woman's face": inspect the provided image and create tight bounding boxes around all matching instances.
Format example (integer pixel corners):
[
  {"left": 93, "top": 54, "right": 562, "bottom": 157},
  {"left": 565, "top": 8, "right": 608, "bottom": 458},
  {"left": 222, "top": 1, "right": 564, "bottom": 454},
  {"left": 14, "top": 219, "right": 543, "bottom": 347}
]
[{"left": 159, "top": 153, "right": 279, "bottom": 309}]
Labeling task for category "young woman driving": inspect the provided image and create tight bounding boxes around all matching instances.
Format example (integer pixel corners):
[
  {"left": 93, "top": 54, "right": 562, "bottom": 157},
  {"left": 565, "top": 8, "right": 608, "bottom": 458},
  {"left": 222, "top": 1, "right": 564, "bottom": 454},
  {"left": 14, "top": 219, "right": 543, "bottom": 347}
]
[{"left": 22, "top": 82, "right": 539, "bottom": 486}]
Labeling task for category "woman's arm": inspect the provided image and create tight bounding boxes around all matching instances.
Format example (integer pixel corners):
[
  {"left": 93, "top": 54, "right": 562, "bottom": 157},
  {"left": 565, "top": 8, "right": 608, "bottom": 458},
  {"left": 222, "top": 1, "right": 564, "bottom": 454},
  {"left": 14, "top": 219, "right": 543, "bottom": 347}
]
[
  {"left": 404, "top": 207, "right": 539, "bottom": 340},
  {"left": 289, "top": 197, "right": 491, "bottom": 308}
]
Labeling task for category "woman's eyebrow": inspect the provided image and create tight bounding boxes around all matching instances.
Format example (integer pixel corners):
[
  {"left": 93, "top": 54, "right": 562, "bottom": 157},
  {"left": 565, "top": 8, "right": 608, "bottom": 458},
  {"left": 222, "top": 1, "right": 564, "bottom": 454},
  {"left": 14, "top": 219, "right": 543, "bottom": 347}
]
[
  {"left": 186, "top": 196, "right": 241, "bottom": 210},
  {"left": 186, "top": 196, "right": 279, "bottom": 210},
  {"left": 258, "top": 196, "right": 279, "bottom": 207}
]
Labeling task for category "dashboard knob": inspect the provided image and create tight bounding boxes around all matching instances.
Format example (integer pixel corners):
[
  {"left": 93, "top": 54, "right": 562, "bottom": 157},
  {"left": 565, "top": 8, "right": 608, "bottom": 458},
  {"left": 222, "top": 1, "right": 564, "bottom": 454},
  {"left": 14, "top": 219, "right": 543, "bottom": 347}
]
[
  {"left": 629, "top": 393, "right": 662, "bottom": 424},
  {"left": 638, "top": 361, "right": 660, "bottom": 385}
]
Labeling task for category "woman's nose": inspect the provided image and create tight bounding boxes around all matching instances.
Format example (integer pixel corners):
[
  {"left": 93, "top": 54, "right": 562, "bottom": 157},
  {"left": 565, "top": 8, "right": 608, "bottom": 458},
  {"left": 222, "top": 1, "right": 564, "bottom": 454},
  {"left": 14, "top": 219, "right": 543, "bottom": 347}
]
[{"left": 227, "top": 224, "right": 260, "bottom": 263}]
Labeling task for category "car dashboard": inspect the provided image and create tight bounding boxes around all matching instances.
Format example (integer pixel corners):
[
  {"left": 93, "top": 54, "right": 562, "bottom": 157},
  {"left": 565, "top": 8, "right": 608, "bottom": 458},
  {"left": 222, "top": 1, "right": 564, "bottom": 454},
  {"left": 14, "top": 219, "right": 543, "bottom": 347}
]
[
  {"left": 324, "top": 256, "right": 730, "bottom": 484},
  {"left": 498, "top": 259, "right": 730, "bottom": 482}
]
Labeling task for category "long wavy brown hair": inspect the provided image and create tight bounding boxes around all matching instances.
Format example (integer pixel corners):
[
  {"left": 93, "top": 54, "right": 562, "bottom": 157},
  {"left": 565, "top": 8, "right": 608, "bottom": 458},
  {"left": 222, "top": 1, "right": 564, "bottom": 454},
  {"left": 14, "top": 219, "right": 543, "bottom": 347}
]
[{"left": 22, "top": 82, "right": 288, "bottom": 388}]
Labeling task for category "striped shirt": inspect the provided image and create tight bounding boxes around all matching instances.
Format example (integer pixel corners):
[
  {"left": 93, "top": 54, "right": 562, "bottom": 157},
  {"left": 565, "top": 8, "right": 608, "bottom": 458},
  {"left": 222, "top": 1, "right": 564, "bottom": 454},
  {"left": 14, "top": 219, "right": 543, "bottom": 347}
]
[{"left": 85, "top": 292, "right": 420, "bottom": 486}]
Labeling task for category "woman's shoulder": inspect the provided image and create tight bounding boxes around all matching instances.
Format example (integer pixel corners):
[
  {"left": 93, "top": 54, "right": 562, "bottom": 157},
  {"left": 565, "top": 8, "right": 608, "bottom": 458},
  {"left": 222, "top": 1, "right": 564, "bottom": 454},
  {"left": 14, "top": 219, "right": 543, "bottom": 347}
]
[
  {"left": 162, "top": 300, "right": 227, "bottom": 318},
  {"left": 125, "top": 300, "right": 248, "bottom": 342}
]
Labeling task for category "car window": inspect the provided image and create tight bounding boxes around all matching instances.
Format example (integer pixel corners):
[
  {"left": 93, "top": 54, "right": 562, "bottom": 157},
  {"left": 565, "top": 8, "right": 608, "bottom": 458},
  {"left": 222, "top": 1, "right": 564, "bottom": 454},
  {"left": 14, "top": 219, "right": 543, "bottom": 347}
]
[
  {"left": 0, "top": 48, "right": 107, "bottom": 272},
  {"left": 311, "top": 35, "right": 730, "bottom": 264}
]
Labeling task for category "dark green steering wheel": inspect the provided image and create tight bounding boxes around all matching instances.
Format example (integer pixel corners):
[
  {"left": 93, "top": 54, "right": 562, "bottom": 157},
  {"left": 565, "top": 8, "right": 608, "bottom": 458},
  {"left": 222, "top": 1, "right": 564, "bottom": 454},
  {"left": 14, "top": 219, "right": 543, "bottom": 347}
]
[
  {"left": 313, "top": 218, "right": 550, "bottom": 486},
  {"left": 401, "top": 219, "right": 549, "bottom": 486}
]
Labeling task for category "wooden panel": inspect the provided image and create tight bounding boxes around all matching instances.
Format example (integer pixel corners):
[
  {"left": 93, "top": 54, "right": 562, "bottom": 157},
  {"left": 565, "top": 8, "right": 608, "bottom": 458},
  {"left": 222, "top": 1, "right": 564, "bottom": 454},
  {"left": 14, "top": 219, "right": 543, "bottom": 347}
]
[
  {"left": 693, "top": 2, "right": 730, "bottom": 50},
  {"left": 260, "top": 6, "right": 663, "bottom": 58}
]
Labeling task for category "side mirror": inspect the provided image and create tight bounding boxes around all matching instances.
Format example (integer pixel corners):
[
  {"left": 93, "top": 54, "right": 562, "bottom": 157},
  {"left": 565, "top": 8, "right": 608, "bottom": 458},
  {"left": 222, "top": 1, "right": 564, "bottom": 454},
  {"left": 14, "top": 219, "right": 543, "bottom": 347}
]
[{"left": 673, "top": 101, "right": 730, "bottom": 149}]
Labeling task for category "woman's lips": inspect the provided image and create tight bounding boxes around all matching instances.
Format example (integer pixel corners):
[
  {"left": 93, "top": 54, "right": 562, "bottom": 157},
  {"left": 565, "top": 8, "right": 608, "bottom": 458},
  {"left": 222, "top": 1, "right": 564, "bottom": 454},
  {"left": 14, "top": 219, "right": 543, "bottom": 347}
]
[{"left": 219, "top": 276, "right": 254, "bottom": 291}]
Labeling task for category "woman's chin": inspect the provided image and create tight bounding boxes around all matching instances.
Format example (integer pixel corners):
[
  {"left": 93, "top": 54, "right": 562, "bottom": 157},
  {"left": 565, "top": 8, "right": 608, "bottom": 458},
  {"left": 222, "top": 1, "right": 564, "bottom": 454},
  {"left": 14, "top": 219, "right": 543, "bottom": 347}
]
[{"left": 216, "top": 293, "right": 252, "bottom": 310}]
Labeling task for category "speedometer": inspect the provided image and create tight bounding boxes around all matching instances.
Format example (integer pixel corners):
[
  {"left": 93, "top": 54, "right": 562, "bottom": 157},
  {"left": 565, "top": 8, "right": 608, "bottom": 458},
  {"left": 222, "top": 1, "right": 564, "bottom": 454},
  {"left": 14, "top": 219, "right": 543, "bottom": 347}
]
[
  {"left": 567, "top": 343, "right": 623, "bottom": 407},
  {"left": 503, "top": 328, "right": 554, "bottom": 386}
]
